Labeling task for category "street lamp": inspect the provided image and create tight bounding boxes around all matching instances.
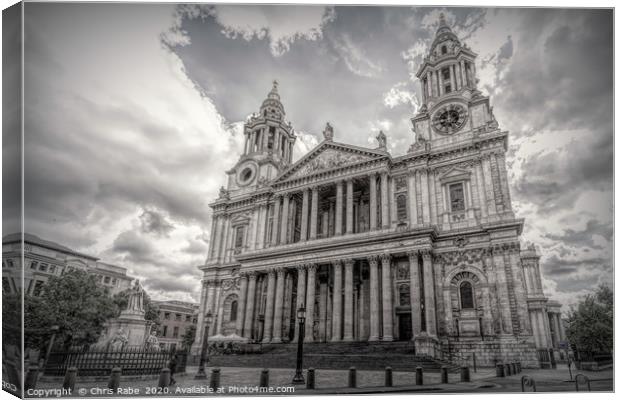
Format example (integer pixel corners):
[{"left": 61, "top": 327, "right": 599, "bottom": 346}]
[
  {"left": 292, "top": 305, "right": 306, "bottom": 384},
  {"left": 43, "top": 325, "right": 60, "bottom": 370},
  {"left": 194, "top": 311, "right": 213, "bottom": 380}
]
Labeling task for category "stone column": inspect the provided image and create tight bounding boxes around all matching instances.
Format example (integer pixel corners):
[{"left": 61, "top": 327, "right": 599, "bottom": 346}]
[
  {"left": 243, "top": 273, "right": 257, "bottom": 339},
  {"left": 557, "top": 314, "right": 566, "bottom": 342},
  {"left": 552, "top": 313, "right": 562, "bottom": 348},
  {"left": 460, "top": 60, "right": 467, "bottom": 87},
  {"left": 331, "top": 261, "right": 343, "bottom": 341},
  {"left": 449, "top": 64, "right": 456, "bottom": 91},
  {"left": 426, "top": 71, "right": 433, "bottom": 98},
  {"left": 207, "top": 216, "right": 219, "bottom": 261},
  {"left": 310, "top": 186, "right": 319, "bottom": 240},
  {"left": 368, "top": 256, "right": 380, "bottom": 341},
  {"left": 343, "top": 259, "right": 354, "bottom": 341},
  {"left": 380, "top": 254, "right": 394, "bottom": 341},
  {"left": 279, "top": 194, "right": 290, "bottom": 245},
  {"left": 236, "top": 273, "right": 249, "bottom": 336},
  {"left": 346, "top": 179, "right": 354, "bottom": 234},
  {"left": 193, "top": 281, "right": 209, "bottom": 353},
  {"left": 272, "top": 268, "right": 286, "bottom": 343},
  {"left": 380, "top": 172, "right": 389, "bottom": 229},
  {"left": 475, "top": 160, "right": 488, "bottom": 219},
  {"left": 421, "top": 250, "right": 437, "bottom": 336},
  {"left": 205, "top": 281, "right": 217, "bottom": 336},
  {"left": 271, "top": 197, "right": 281, "bottom": 246},
  {"left": 438, "top": 68, "right": 444, "bottom": 96},
  {"left": 369, "top": 173, "right": 378, "bottom": 230},
  {"left": 408, "top": 251, "right": 422, "bottom": 337},
  {"left": 257, "top": 205, "right": 268, "bottom": 249},
  {"left": 211, "top": 216, "right": 223, "bottom": 261},
  {"left": 319, "top": 281, "right": 328, "bottom": 341},
  {"left": 300, "top": 188, "right": 309, "bottom": 241},
  {"left": 262, "top": 269, "right": 277, "bottom": 343},
  {"left": 293, "top": 265, "right": 307, "bottom": 342},
  {"left": 407, "top": 171, "right": 418, "bottom": 228},
  {"left": 335, "top": 180, "right": 343, "bottom": 236},
  {"left": 305, "top": 264, "right": 317, "bottom": 342}
]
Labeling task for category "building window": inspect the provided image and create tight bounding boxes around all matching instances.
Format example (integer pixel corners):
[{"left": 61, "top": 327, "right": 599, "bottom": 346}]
[
  {"left": 49, "top": 265, "right": 56, "bottom": 274},
  {"left": 111, "top": 278, "right": 117, "bottom": 285},
  {"left": 32, "top": 280, "right": 44, "bottom": 296},
  {"left": 176, "top": 314, "right": 182, "bottom": 321},
  {"left": 396, "top": 194, "right": 408, "bottom": 222},
  {"left": 445, "top": 84, "right": 452, "bottom": 94},
  {"left": 164, "top": 312, "right": 170, "bottom": 320},
  {"left": 3, "top": 278, "right": 11, "bottom": 293},
  {"left": 30, "top": 261, "right": 37, "bottom": 269},
  {"left": 398, "top": 284, "right": 410, "bottom": 306},
  {"left": 441, "top": 45, "right": 447, "bottom": 54},
  {"left": 442, "top": 67, "right": 450, "bottom": 81},
  {"left": 267, "top": 127, "right": 275, "bottom": 150},
  {"left": 186, "top": 315, "right": 191, "bottom": 322},
  {"left": 449, "top": 182, "right": 466, "bottom": 212},
  {"left": 230, "top": 301, "right": 238, "bottom": 322},
  {"left": 234, "top": 226, "right": 246, "bottom": 252},
  {"left": 459, "top": 281, "right": 474, "bottom": 309},
  {"left": 104, "top": 276, "right": 111, "bottom": 284},
  {"left": 172, "top": 327, "right": 179, "bottom": 338},
  {"left": 39, "top": 263, "right": 48, "bottom": 272},
  {"left": 162, "top": 326, "right": 168, "bottom": 337}
]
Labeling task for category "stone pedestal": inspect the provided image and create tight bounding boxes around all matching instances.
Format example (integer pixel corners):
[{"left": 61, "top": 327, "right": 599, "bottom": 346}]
[
  {"left": 414, "top": 334, "right": 439, "bottom": 358},
  {"left": 99, "top": 310, "right": 149, "bottom": 347}
]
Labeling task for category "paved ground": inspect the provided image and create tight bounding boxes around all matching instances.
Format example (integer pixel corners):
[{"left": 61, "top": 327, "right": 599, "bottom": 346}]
[{"left": 30, "top": 364, "right": 612, "bottom": 397}]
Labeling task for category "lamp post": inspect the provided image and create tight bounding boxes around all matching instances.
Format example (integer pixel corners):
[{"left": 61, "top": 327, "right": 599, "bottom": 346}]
[
  {"left": 292, "top": 305, "right": 306, "bottom": 384},
  {"left": 43, "top": 325, "right": 60, "bottom": 370},
  {"left": 194, "top": 311, "right": 213, "bottom": 380}
]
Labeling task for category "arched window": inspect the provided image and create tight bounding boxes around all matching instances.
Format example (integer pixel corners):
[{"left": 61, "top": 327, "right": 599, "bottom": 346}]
[
  {"left": 459, "top": 281, "right": 474, "bottom": 309},
  {"left": 396, "top": 194, "right": 408, "bottom": 221},
  {"left": 230, "top": 300, "right": 238, "bottom": 322},
  {"left": 441, "top": 45, "right": 447, "bottom": 54},
  {"left": 399, "top": 284, "right": 410, "bottom": 306}
]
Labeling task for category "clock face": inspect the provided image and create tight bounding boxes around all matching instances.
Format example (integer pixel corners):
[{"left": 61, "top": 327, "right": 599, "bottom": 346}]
[
  {"left": 236, "top": 163, "right": 257, "bottom": 186},
  {"left": 432, "top": 104, "right": 468, "bottom": 134}
]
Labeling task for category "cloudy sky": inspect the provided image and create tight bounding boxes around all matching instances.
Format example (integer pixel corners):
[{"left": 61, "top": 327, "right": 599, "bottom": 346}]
[{"left": 15, "top": 4, "right": 612, "bottom": 308}]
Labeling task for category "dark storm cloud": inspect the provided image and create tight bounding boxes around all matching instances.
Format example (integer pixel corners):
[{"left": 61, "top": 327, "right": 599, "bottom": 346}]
[
  {"left": 140, "top": 209, "right": 175, "bottom": 237},
  {"left": 544, "top": 220, "right": 613, "bottom": 249},
  {"left": 543, "top": 255, "right": 611, "bottom": 277}
]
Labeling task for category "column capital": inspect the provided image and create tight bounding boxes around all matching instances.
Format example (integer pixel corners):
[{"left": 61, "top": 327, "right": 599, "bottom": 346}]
[
  {"left": 296, "top": 264, "right": 307, "bottom": 272},
  {"left": 239, "top": 272, "right": 249, "bottom": 279},
  {"left": 343, "top": 258, "right": 354, "bottom": 267},
  {"left": 275, "top": 267, "right": 286, "bottom": 276},
  {"left": 306, "top": 263, "right": 318, "bottom": 273},
  {"left": 248, "top": 271, "right": 258, "bottom": 280},
  {"left": 367, "top": 255, "right": 379, "bottom": 265},
  {"left": 420, "top": 248, "right": 433, "bottom": 260},
  {"left": 332, "top": 260, "right": 343, "bottom": 268},
  {"left": 368, "top": 171, "right": 378, "bottom": 178},
  {"left": 407, "top": 250, "right": 419, "bottom": 260},
  {"left": 267, "top": 268, "right": 276, "bottom": 277},
  {"left": 379, "top": 253, "right": 391, "bottom": 263}
]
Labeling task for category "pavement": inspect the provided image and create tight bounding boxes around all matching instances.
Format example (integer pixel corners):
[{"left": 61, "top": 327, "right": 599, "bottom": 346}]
[{"left": 29, "top": 363, "right": 612, "bottom": 397}]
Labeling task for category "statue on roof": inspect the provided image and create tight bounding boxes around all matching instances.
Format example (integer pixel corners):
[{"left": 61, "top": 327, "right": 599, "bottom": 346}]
[
  {"left": 323, "top": 122, "right": 334, "bottom": 141},
  {"left": 376, "top": 130, "right": 387, "bottom": 150}
]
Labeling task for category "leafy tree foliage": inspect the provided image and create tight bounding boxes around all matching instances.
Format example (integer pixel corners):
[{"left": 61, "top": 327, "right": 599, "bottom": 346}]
[
  {"left": 181, "top": 324, "right": 196, "bottom": 350},
  {"left": 565, "top": 284, "right": 613, "bottom": 356},
  {"left": 25, "top": 270, "right": 118, "bottom": 350}
]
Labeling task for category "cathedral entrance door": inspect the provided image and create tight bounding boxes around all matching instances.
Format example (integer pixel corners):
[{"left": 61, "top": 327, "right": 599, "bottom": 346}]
[{"left": 398, "top": 314, "right": 412, "bottom": 341}]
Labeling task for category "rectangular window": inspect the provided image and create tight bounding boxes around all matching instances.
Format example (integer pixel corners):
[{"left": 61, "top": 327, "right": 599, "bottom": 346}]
[
  {"left": 234, "top": 226, "right": 245, "bottom": 250},
  {"left": 30, "top": 261, "right": 37, "bottom": 269},
  {"left": 164, "top": 312, "right": 170, "bottom": 320},
  {"left": 442, "top": 67, "right": 450, "bottom": 81},
  {"left": 186, "top": 315, "right": 191, "bottom": 322},
  {"left": 162, "top": 326, "right": 168, "bottom": 337},
  {"left": 175, "top": 314, "right": 182, "bottom": 321},
  {"left": 449, "top": 183, "right": 466, "bottom": 212},
  {"left": 32, "top": 280, "right": 44, "bottom": 296},
  {"left": 104, "top": 276, "right": 111, "bottom": 284},
  {"left": 445, "top": 84, "right": 452, "bottom": 94},
  {"left": 173, "top": 327, "right": 179, "bottom": 338},
  {"left": 39, "top": 263, "right": 48, "bottom": 272},
  {"left": 49, "top": 265, "right": 56, "bottom": 274}
]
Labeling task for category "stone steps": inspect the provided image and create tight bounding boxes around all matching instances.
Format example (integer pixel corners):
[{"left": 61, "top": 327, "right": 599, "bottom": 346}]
[{"left": 207, "top": 341, "right": 460, "bottom": 372}]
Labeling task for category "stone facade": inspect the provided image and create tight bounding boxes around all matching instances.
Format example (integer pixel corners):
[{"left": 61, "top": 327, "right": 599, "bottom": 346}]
[{"left": 193, "top": 15, "right": 566, "bottom": 367}]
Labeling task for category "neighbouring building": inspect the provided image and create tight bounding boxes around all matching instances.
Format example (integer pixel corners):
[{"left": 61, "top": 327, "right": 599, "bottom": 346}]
[
  {"left": 2, "top": 233, "right": 133, "bottom": 296},
  {"left": 154, "top": 300, "right": 199, "bottom": 351},
  {"left": 192, "top": 15, "right": 567, "bottom": 367}
]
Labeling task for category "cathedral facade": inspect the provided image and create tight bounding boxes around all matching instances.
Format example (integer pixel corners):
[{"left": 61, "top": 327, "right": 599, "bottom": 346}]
[{"left": 193, "top": 16, "right": 566, "bottom": 367}]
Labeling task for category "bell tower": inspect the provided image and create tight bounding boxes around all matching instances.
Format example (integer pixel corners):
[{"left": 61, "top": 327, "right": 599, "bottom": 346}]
[
  {"left": 226, "top": 81, "right": 296, "bottom": 194},
  {"left": 411, "top": 13, "right": 499, "bottom": 145}
]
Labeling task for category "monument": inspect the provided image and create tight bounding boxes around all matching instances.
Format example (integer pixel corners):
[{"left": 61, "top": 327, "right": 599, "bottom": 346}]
[{"left": 98, "top": 280, "right": 150, "bottom": 348}]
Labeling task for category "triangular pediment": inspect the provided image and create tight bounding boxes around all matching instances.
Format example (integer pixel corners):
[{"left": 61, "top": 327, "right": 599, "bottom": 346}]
[
  {"left": 275, "top": 141, "right": 388, "bottom": 183},
  {"left": 439, "top": 167, "right": 471, "bottom": 182}
]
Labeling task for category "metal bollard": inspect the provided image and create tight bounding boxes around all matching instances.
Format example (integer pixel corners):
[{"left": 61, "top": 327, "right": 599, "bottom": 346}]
[
  {"left": 517, "top": 362, "right": 522, "bottom": 373},
  {"left": 496, "top": 364, "right": 505, "bottom": 377},
  {"left": 440, "top": 366, "right": 448, "bottom": 384},
  {"left": 415, "top": 366, "right": 423, "bottom": 385},
  {"left": 25, "top": 366, "right": 39, "bottom": 390},
  {"left": 506, "top": 363, "right": 512, "bottom": 376},
  {"left": 210, "top": 368, "right": 220, "bottom": 389},
  {"left": 260, "top": 369, "right": 269, "bottom": 388},
  {"left": 306, "top": 368, "right": 315, "bottom": 390},
  {"left": 158, "top": 368, "right": 171, "bottom": 389},
  {"left": 63, "top": 367, "right": 77, "bottom": 391},
  {"left": 108, "top": 367, "right": 121, "bottom": 391},
  {"left": 384, "top": 367, "right": 392, "bottom": 387},
  {"left": 460, "top": 366, "right": 470, "bottom": 382},
  {"left": 513, "top": 363, "right": 518, "bottom": 374},
  {"left": 348, "top": 367, "right": 357, "bottom": 388}
]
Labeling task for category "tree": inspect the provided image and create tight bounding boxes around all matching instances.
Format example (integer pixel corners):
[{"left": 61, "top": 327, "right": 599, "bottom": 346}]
[
  {"left": 25, "top": 269, "right": 119, "bottom": 350},
  {"left": 565, "top": 284, "right": 613, "bottom": 357},
  {"left": 112, "top": 288, "right": 160, "bottom": 326},
  {"left": 181, "top": 324, "right": 196, "bottom": 350}
]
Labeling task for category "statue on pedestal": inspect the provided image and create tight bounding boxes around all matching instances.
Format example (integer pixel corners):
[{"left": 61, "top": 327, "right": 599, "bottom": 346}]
[{"left": 127, "top": 279, "right": 145, "bottom": 313}]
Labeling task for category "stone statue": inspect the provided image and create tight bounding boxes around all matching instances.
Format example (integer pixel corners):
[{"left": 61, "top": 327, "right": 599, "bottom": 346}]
[
  {"left": 145, "top": 328, "right": 160, "bottom": 350},
  {"left": 218, "top": 186, "right": 229, "bottom": 200},
  {"left": 323, "top": 122, "right": 334, "bottom": 141},
  {"left": 109, "top": 327, "right": 128, "bottom": 349},
  {"left": 376, "top": 130, "right": 387, "bottom": 150},
  {"left": 127, "top": 280, "right": 145, "bottom": 313}
]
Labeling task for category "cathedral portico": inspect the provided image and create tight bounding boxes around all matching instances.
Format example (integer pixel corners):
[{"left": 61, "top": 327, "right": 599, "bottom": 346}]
[{"left": 193, "top": 14, "right": 565, "bottom": 368}]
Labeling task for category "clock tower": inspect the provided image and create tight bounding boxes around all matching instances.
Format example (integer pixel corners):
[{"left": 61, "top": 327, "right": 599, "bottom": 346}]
[{"left": 411, "top": 13, "right": 499, "bottom": 144}]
